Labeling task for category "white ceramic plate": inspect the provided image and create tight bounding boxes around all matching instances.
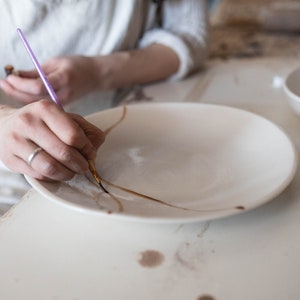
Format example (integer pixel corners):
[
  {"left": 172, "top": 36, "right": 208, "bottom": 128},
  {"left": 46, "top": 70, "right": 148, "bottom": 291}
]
[{"left": 25, "top": 103, "right": 297, "bottom": 223}]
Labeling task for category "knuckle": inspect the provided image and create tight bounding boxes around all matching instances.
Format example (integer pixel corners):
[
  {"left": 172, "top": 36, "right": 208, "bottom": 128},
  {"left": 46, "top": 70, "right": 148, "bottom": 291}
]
[
  {"left": 57, "top": 145, "right": 72, "bottom": 162},
  {"left": 35, "top": 99, "right": 58, "bottom": 115},
  {"left": 17, "top": 111, "right": 34, "bottom": 127},
  {"left": 40, "top": 160, "right": 58, "bottom": 177},
  {"left": 29, "top": 99, "right": 50, "bottom": 113},
  {"left": 9, "top": 131, "right": 21, "bottom": 143},
  {"left": 37, "top": 99, "right": 53, "bottom": 110},
  {"left": 64, "top": 128, "right": 82, "bottom": 146}
]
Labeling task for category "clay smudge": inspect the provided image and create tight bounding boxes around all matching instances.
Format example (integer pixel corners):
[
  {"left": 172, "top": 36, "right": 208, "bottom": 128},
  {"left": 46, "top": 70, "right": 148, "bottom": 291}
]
[
  {"left": 197, "top": 295, "right": 215, "bottom": 300},
  {"left": 236, "top": 206, "right": 245, "bottom": 210},
  {"left": 174, "top": 251, "right": 196, "bottom": 271},
  {"left": 197, "top": 221, "right": 210, "bottom": 239},
  {"left": 138, "top": 250, "right": 165, "bottom": 268}
]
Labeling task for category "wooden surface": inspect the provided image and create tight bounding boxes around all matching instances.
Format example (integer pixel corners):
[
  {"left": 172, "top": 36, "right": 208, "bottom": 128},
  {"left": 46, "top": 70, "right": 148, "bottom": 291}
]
[{"left": 209, "top": 26, "right": 300, "bottom": 60}]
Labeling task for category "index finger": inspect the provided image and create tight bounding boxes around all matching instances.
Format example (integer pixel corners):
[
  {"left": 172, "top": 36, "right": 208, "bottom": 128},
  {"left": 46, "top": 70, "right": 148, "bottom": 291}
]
[{"left": 31, "top": 100, "right": 97, "bottom": 159}]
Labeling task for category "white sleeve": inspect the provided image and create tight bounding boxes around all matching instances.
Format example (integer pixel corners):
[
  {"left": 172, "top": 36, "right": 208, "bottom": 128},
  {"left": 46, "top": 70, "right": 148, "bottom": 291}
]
[{"left": 139, "top": 0, "right": 209, "bottom": 81}]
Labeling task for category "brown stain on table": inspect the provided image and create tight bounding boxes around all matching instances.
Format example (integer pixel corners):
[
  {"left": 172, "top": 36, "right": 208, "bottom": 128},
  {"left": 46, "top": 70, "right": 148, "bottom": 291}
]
[
  {"left": 138, "top": 250, "right": 165, "bottom": 268},
  {"left": 235, "top": 206, "right": 245, "bottom": 210},
  {"left": 197, "top": 295, "right": 215, "bottom": 300}
]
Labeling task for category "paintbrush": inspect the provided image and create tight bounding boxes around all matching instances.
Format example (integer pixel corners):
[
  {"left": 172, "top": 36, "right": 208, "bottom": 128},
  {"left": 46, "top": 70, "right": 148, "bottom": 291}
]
[{"left": 17, "top": 28, "right": 108, "bottom": 193}]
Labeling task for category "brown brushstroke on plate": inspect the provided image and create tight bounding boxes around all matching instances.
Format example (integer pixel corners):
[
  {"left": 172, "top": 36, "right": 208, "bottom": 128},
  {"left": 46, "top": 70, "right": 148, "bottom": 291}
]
[
  {"left": 104, "top": 105, "right": 127, "bottom": 136},
  {"left": 96, "top": 105, "right": 244, "bottom": 214}
]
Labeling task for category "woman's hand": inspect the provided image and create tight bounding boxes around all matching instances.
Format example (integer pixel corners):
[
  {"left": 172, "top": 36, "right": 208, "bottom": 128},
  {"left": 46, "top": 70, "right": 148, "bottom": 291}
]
[
  {"left": 0, "top": 100, "right": 105, "bottom": 181},
  {"left": 0, "top": 44, "right": 180, "bottom": 105},
  {"left": 0, "top": 55, "right": 99, "bottom": 106}
]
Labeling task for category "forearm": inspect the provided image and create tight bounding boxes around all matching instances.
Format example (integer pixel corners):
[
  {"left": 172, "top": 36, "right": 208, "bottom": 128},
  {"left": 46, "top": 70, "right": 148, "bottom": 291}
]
[
  {"left": 0, "top": 45, "right": 179, "bottom": 104},
  {"left": 92, "top": 44, "right": 180, "bottom": 90}
]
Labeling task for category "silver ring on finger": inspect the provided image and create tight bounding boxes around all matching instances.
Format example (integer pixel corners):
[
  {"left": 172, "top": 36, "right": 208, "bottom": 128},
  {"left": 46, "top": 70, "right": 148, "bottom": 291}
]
[{"left": 27, "top": 147, "right": 43, "bottom": 167}]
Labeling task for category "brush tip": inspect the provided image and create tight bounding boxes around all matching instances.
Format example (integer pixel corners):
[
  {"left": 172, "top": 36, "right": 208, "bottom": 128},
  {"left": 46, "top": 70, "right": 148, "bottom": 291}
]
[{"left": 99, "top": 181, "right": 109, "bottom": 193}]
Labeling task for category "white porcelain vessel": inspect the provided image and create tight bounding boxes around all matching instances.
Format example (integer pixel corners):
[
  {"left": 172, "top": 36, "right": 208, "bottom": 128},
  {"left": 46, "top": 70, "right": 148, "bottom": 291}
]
[{"left": 283, "top": 66, "right": 300, "bottom": 115}]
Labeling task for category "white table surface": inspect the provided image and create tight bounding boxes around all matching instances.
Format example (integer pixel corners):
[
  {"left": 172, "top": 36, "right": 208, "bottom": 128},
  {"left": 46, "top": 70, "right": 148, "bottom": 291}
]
[{"left": 1, "top": 57, "right": 300, "bottom": 300}]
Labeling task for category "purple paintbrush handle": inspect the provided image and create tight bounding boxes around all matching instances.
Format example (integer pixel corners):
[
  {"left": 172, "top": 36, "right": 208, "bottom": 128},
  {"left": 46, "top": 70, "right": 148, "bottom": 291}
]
[{"left": 17, "top": 28, "right": 63, "bottom": 109}]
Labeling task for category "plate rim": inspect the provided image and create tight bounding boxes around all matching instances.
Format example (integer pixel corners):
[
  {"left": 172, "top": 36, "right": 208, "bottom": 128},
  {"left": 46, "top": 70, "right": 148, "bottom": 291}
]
[{"left": 25, "top": 102, "right": 298, "bottom": 224}]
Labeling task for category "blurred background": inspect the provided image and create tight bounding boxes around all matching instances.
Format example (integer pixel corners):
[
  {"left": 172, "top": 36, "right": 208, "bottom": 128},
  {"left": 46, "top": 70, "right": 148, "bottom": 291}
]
[{"left": 209, "top": 0, "right": 300, "bottom": 59}]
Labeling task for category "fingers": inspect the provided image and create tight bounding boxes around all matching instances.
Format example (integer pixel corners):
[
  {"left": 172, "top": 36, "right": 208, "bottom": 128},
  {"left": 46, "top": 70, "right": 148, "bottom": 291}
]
[
  {"left": 14, "top": 143, "right": 75, "bottom": 181},
  {"left": 1, "top": 134, "right": 77, "bottom": 181},
  {"left": 69, "top": 113, "right": 105, "bottom": 159},
  {"left": 32, "top": 102, "right": 105, "bottom": 161},
  {"left": 0, "top": 77, "right": 48, "bottom": 104},
  {"left": 6, "top": 74, "right": 47, "bottom": 96},
  {"left": 0, "top": 67, "right": 62, "bottom": 104},
  {"left": 22, "top": 119, "right": 89, "bottom": 175},
  {"left": 0, "top": 68, "right": 71, "bottom": 105},
  {"left": 33, "top": 101, "right": 96, "bottom": 157},
  {"left": 20, "top": 101, "right": 93, "bottom": 170},
  {"left": 17, "top": 69, "right": 40, "bottom": 79},
  {"left": 0, "top": 100, "right": 105, "bottom": 181},
  {"left": 1, "top": 56, "right": 97, "bottom": 105}
]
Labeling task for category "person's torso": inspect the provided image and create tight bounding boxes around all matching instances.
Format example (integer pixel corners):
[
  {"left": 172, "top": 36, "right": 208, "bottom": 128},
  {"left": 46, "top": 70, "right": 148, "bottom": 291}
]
[{"left": 0, "top": 0, "right": 153, "bottom": 76}]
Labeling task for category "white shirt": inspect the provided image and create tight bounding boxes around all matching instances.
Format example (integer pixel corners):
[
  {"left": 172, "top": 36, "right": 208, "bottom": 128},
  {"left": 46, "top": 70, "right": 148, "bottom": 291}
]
[
  {"left": 1, "top": 0, "right": 208, "bottom": 80},
  {"left": 0, "top": 0, "right": 208, "bottom": 212}
]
